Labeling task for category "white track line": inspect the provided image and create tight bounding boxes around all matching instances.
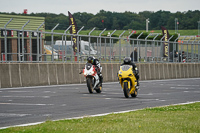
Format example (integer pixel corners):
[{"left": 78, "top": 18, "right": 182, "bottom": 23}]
[
  {"left": 0, "top": 78, "right": 199, "bottom": 91},
  {"left": 0, "top": 103, "right": 53, "bottom": 106},
  {"left": 0, "top": 113, "right": 31, "bottom": 117},
  {"left": 1, "top": 96, "right": 50, "bottom": 98}
]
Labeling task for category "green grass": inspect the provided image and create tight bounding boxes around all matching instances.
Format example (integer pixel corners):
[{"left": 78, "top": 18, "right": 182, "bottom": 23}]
[
  {"left": 1, "top": 102, "right": 200, "bottom": 133},
  {"left": 179, "top": 44, "right": 199, "bottom": 54},
  {"left": 47, "top": 29, "right": 199, "bottom": 36}
]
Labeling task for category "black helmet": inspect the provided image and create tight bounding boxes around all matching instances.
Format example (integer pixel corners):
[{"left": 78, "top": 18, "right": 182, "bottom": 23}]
[
  {"left": 87, "top": 56, "right": 94, "bottom": 63},
  {"left": 124, "top": 57, "right": 131, "bottom": 64}
]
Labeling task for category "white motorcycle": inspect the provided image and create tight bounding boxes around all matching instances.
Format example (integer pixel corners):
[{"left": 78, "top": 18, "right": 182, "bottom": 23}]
[{"left": 82, "top": 63, "right": 102, "bottom": 93}]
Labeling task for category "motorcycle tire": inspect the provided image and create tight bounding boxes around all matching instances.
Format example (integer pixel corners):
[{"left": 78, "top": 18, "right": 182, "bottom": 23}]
[
  {"left": 131, "top": 87, "right": 138, "bottom": 97},
  {"left": 87, "top": 78, "right": 94, "bottom": 93},
  {"left": 95, "top": 86, "right": 102, "bottom": 93},
  {"left": 123, "top": 82, "right": 130, "bottom": 98}
]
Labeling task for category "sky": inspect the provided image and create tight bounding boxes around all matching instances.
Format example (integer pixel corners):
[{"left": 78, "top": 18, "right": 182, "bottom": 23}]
[{"left": 0, "top": 0, "right": 200, "bottom": 15}]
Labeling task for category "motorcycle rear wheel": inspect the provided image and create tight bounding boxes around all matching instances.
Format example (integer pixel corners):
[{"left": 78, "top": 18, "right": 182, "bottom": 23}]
[
  {"left": 95, "top": 86, "right": 102, "bottom": 93},
  {"left": 131, "top": 88, "right": 138, "bottom": 97},
  {"left": 123, "top": 82, "right": 130, "bottom": 98},
  {"left": 87, "top": 78, "right": 94, "bottom": 93}
]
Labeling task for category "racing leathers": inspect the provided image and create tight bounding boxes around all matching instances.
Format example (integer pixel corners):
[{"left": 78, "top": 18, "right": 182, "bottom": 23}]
[{"left": 90, "top": 58, "right": 103, "bottom": 86}]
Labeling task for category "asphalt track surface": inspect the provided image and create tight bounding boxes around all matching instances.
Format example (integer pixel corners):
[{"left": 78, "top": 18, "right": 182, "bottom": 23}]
[{"left": 0, "top": 78, "right": 200, "bottom": 129}]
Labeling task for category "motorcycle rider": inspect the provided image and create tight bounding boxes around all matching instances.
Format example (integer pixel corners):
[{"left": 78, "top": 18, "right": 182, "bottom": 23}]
[
  {"left": 87, "top": 56, "right": 103, "bottom": 86},
  {"left": 121, "top": 57, "right": 139, "bottom": 86}
]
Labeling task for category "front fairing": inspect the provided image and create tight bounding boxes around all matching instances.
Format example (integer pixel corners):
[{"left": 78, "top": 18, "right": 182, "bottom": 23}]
[
  {"left": 118, "top": 65, "right": 136, "bottom": 94},
  {"left": 83, "top": 63, "right": 96, "bottom": 77},
  {"left": 118, "top": 65, "right": 134, "bottom": 79}
]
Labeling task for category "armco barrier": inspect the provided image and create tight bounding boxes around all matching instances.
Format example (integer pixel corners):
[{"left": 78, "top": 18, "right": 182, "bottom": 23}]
[{"left": 0, "top": 63, "right": 200, "bottom": 88}]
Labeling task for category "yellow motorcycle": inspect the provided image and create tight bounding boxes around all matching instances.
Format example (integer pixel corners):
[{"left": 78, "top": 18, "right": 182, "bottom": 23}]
[{"left": 118, "top": 65, "right": 138, "bottom": 98}]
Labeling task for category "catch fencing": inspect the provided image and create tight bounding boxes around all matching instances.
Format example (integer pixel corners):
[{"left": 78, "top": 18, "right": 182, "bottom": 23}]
[{"left": 0, "top": 25, "right": 200, "bottom": 63}]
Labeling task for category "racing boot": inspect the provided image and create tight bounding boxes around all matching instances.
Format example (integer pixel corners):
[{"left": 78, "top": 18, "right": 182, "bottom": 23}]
[
  {"left": 99, "top": 74, "right": 103, "bottom": 87},
  {"left": 137, "top": 80, "right": 139, "bottom": 86}
]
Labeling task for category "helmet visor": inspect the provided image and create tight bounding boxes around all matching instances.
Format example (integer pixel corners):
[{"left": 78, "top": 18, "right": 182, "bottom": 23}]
[{"left": 88, "top": 60, "right": 93, "bottom": 63}]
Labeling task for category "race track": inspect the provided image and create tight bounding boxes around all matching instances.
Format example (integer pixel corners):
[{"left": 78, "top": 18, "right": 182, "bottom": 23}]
[{"left": 0, "top": 78, "right": 200, "bottom": 129}]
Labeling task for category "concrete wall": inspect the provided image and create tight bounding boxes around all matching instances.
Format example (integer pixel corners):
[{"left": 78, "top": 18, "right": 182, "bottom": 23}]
[{"left": 0, "top": 63, "right": 200, "bottom": 88}]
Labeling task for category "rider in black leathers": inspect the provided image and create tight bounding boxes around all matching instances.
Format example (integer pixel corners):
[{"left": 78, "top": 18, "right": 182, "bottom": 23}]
[
  {"left": 87, "top": 56, "right": 103, "bottom": 86},
  {"left": 121, "top": 57, "right": 139, "bottom": 86}
]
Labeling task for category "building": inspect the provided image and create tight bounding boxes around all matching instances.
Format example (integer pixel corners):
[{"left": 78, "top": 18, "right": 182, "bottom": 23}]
[{"left": 0, "top": 14, "right": 45, "bottom": 62}]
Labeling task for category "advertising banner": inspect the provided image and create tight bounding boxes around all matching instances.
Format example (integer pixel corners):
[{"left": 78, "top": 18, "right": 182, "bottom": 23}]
[
  {"left": 161, "top": 26, "right": 169, "bottom": 57},
  {"left": 68, "top": 11, "right": 78, "bottom": 53}
]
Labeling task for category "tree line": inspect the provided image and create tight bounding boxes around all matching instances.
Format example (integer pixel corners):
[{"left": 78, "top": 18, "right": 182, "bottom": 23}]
[{"left": 1, "top": 10, "right": 200, "bottom": 31}]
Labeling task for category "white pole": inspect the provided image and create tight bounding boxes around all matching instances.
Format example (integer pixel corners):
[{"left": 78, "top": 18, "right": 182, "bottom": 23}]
[{"left": 146, "top": 18, "right": 149, "bottom": 32}]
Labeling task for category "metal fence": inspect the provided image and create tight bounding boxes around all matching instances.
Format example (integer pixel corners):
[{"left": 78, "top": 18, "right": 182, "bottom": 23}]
[{"left": 0, "top": 26, "right": 200, "bottom": 63}]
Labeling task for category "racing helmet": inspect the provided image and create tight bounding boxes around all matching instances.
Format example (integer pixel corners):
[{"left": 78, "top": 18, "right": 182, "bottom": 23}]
[
  {"left": 87, "top": 56, "right": 94, "bottom": 63},
  {"left": 124, "top": 57, "right": 131, "bottom": 64}
]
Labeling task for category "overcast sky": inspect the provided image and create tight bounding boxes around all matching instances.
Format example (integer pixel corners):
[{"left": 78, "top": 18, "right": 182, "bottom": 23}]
[{"left": 1, "top": 0, "right": 200, "bottom": 15}]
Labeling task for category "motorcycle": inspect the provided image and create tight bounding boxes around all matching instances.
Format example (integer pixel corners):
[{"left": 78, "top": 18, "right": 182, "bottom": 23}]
[
  {"left": 118, "top": 65, "right": 138, "bottom": 98},
  {"left": 82, "top": 63, "right": 102, "bottom": 93}
]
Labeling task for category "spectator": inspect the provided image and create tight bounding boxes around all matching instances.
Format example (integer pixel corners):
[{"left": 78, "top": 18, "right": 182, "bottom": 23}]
[
  {"left": 169, "top": 50, "right": 178, "bottom": 62},
  {"left": 130, "top": 48, "right": 138, "bottom": 62},
  {"left": 179, "top": 51, "right": 186, "bottom": 62}
]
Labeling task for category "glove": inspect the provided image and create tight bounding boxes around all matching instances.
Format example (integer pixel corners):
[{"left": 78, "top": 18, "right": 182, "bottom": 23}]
[
  {"left": 79, "top": 70, "right": 83, "bottom": 74},
  {"left": 135, "top": 70, "right": 139, "bottom": 74}
]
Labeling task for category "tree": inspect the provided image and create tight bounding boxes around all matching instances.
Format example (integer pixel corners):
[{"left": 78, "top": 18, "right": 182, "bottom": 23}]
[{"left": 1, "top": 10, "right": 200, "bottom": 30}]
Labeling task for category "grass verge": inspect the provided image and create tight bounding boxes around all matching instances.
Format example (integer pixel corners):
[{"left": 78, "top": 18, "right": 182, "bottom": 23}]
[{"left": 1, "top": 102, "right": 200, "bottom": 133}]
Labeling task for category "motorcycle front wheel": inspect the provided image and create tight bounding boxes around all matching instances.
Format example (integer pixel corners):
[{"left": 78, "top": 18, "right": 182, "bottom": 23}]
[
  {"left": 123, "top": 82, "right": 130, "bottom": 98},
  {"left": 87, "top": 78, "right": 94, "bottom": 93}
]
